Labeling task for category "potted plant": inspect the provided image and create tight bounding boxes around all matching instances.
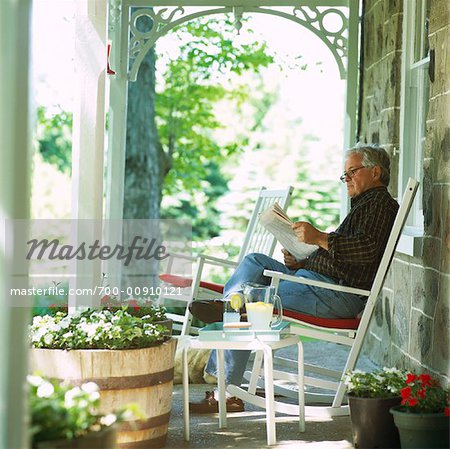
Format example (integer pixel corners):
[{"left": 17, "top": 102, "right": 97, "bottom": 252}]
[
  {"left": 28, "top": 374, "right": 120, "bottom": 449},
  {"left": 29, "top": 306, "right": 177, "bottom": 449},
  {"left": 100, "top": 295, "right": 173, "bottom": 334},
  {"left": 390, "top": 372, "right": 450, "bottom": 448},
  {"left": 344, "top": 367, "right": 406, "bottom": 448}
]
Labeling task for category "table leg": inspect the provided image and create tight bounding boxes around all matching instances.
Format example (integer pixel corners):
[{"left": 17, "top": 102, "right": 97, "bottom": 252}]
[
  {"left": 217, "top": 348, "right": 227, "bottom": 429},
  {"left": 297, "top": 340, "right": 305, "bottom": 432},
  {"left": 263, "top": 345, "right": 276, "bottom": 445},
  {"left": 182, "top": 346, "right": 190, "bottom": 441}
]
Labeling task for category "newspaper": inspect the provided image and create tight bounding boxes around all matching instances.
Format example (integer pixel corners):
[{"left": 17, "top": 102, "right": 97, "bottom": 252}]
[{"left": 259, "top": 202, "right": 318, "bottom": 260}]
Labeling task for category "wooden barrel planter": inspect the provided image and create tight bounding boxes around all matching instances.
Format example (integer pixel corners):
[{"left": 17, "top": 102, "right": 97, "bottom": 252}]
[{"left": 30, "top": 338, "right": 177, "bottom": 449}]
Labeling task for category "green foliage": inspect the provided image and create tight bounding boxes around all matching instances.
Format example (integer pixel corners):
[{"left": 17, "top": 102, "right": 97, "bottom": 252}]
[
  {"left": 157, "top": 17, "right": 275, "bottom": 238},
  {"left": 344, "top": 367, "right": 408, "bottom": 399},
  {"left": 29, "top": 308, "right": 169, "bottom": 350},
  {"left": 161, "top": 162, "right": 229, "bottom": 239},
  {"left": 28, "top": 375, "right": 112, "bottom": 443},
  {"left": 36, "top": 106, "right": 72, "bottom": 174},
  {"left": 289, "top": 170, "right": 340, "bottom": 231}
]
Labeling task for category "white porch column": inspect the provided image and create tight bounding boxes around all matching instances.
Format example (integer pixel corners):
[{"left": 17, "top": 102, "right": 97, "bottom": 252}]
[
  {"left": 341, "top": 0, "right": 360, "bottom": 218},
  {"left": 70, "top": 0, "right": 108, "bottom": 307},
  {"left": 0, "top": 0, "right": 32, "bottom": 447},
  {"left": 103, "top": 4, "right": 131, "bottom": 291}
]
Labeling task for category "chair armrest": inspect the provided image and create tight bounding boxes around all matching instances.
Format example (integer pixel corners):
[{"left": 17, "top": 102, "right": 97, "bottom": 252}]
[
  {"left": 197, "top": 254, "right": 239, "bottom": 269},
  {"left": 263, "top": 270, "right": 370, "bottom": 297}
]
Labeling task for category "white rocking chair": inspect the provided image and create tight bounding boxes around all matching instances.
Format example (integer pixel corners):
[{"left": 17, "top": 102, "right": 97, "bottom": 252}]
[
  {"left": 159, "top": 186, "right": 294, "bottom": 335},
  {"left": 238, "top": 178, "right": 418, "bottom": 416}
]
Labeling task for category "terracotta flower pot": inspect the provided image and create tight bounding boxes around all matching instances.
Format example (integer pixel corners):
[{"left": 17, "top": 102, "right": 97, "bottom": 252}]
[
  {"left": 348, "top": 395, "right": 401, "bottom": 448},
  {"left": 390, "top": 406, "right": 450, "bottom": 449}
]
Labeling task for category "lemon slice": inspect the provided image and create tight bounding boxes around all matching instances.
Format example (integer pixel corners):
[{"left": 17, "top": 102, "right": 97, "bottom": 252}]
[{"left": 229, "top": 293, "right": 243, "bottom": 310}]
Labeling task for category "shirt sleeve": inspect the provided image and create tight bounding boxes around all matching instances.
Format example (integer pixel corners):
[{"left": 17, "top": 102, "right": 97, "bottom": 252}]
[{"left": 327, "top": 201, "right": 395, "bottom": 264}]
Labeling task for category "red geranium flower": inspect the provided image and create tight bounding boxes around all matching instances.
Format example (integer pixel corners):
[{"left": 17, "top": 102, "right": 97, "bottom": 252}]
[
  {"left": 406, "top": 373, "right": 416, "bottom": 384},
  {"left": 399, "top": 372, "right": 449, "bottom": 414},
  {"left": 419, "top": 373, "right": 432, "bottom": 387},
  {"left": 401, "top": 387, "right": 411, "bottom": 399}
]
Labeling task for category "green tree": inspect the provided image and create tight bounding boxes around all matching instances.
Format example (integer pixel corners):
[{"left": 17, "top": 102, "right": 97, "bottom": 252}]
[
  {"left": 35, "top": 106, "right": 72, "bottom": 175},
  {"left": 125, "top": 15, "right": 275, "bottom": 236}
]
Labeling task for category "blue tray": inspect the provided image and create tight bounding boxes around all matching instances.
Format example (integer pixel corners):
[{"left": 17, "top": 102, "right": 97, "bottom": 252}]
[{"left": 198, "top": 321, "right": 290, "bottom": 342}]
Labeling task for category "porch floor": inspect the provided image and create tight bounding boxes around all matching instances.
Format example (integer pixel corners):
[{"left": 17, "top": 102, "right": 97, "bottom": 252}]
[{"left": 166, "top": 340, "right": 378, "bottom": 448}]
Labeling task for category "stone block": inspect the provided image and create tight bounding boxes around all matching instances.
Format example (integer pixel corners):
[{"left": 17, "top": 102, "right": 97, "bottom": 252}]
[
  {"left": 364, "top": 327, "right": 391, "bottom": 366},
  {"left": 379, "top": 106, "right": 400, "bottom": 144},
  {"left": 428, "top": 29, "right": 450, "bottom": 95},
  {"left": 363, "top": 10, "right": 376, "bottom": 64},
  {"left": 384, "top": 0, "right": 402, "bottom": 20},
  {"left": 441, "top": 185, "right": 450, "bottom": 273},
  {"left": 391, "top": 260, "right": 411, "bottom": 351},
  {"left": 429, "top": 0, "right": 450, "bottom": 34},
  {"left": 422, "top": 235, "right": 443, "bottom": 272},
  {"left": 410, "top": 265, "right": 438, "bottom": 316},
  {"left": 436, "top": 124, "right": 450, "bottom": 183},
  {"left": 432, "top": 275, "right": 450, "bottom": 372},
  {"left": 389, "top": 343, "right": 412, "bottom": 370},
  {"left": 410, "top": 309, "right": 433, "bottom": 366},
  {"left": 382, "top": 12, "right": 403, "bottom": 55},
  {"left": 423, "top": 120, "right": 434, "bottom": 159},
  {"left": 370, "top": 1, "right": 385, "bottom": 63},
  {"left": 423, "top": 177, "right": 442, "bottom": 237},
  {"left": 383, "top": 292, "right": 394, "bottom": 333}
]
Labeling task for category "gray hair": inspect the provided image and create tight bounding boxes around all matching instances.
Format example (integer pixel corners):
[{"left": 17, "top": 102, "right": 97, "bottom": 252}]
[{"left": 346, "top": 144, "right": 391, "bottom": 186}]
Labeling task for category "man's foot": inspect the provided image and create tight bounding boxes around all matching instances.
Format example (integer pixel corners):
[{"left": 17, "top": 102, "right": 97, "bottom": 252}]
[
  {"left": 189, "top": 299, "right": 248, "bottom": 324},
  {"left": 189, "top": 299, "right": 224, "bottom": 323},
  {"left": 189, "top": 390, "right": 245, "bottom": 413}
]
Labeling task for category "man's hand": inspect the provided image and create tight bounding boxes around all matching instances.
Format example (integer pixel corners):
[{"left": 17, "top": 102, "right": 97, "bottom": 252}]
[
  {"left": 292, "top": 221, "right": 329, "bottom": 250},
  {"left": 281, "top": 249, "right": 306, "bottom": 270}
]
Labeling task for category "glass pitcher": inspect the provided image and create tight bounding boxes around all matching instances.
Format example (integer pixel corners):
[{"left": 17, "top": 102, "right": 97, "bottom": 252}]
[{"left": 242, "top": 283, "right": 283, "bottom": 330}]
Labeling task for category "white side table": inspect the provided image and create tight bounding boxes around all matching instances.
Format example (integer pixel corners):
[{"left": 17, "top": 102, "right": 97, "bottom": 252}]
[{"left": 182, "top": 333, "right": 305, "bottom": 446}]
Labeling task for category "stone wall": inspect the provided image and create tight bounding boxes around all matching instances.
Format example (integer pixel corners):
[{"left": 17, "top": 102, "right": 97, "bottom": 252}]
[{"left": 358, "top": 0, "right": 449, "bottom": 385}]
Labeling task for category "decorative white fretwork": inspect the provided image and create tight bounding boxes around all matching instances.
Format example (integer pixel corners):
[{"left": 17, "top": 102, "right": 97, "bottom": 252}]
[
  {"left": 109, "top": 0, "right": 121, "bottom": 32},
  {"left": 125, "top": 5, "right": 350, "bottom": 81}
]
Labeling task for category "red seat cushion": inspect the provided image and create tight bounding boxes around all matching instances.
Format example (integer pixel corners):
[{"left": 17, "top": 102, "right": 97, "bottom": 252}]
[
  {"left": 283, "top": 309, "right": 360, "bottom": 330},
  {"left": 159, "top": 274, "right": 224, "bottom": 294}
]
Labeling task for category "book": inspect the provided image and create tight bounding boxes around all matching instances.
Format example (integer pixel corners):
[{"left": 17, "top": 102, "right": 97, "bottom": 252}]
[{"left": 259, "top": 202, "right": 318, "bottom": 260}]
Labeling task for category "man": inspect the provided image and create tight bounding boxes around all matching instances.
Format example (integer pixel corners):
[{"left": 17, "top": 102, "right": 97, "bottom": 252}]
[{"left": 189, "top": 144, "right": 399, "bottom": 413}]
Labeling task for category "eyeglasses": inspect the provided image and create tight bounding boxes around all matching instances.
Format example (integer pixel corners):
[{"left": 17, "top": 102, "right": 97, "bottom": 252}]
[{"left": 340, "top": 166, "right": 366, "bottom": 183}]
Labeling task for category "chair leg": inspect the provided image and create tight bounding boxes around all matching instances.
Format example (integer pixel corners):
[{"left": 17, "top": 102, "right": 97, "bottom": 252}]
[
  {"left": 248, "top": 351, "right": 263, "bottom": 394},
  {"left": 180, "top": 306, "right": 193, "bottom": 336}
]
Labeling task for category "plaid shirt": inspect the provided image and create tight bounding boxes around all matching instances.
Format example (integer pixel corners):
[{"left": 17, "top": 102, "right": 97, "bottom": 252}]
[{"left": 305, "top": 186, "right": 399, "bottom": 290}]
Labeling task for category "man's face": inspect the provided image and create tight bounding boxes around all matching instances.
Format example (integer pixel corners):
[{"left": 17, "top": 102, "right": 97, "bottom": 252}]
[{"left": 343, "top": 153, "right": 381, "bottom": 198}]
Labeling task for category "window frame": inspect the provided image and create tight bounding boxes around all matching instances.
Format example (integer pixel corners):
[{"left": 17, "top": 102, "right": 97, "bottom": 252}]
[{"left": 397, "top": 0, "right": 430, "bottom": 256}]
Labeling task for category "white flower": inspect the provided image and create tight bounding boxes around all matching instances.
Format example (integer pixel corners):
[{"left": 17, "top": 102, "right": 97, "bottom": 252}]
[
  {"left": 62, "top": 331, "right": 73, "bottom": 339},
  {"left": 81, "top": 382, "right": 99, "bottom": 394},
  {"left": 27, "top": 375, "right": 44, "bottom": 387},
  {"left": 89, "top": 391, "right": 100, "bottom": 401},
  {"left": 79, "top": 322, "right": 99, "bottom": 338},
  {"left": 48, "top": 322, "right": 61, "bottom": 332},
  {"left": 37, "top": 381, "right": 54, "bottom": 398},
  {"left": 43, "top": 333, "right": 54, "bottom": 345},
  {"left": 100, "top": 414, "right": 117, "bottom": 427},
  {"left": 31, "top": 327, "right": 47, "bottom": 342},
  {"left": 64, "top": 386, "right": 82, "bottom": 407},
  {"left": 32, "top": 316, "right": 43, "bottom": 325},
  {"left": 58, "top": 318, "right": 70, "bottom": 329}
]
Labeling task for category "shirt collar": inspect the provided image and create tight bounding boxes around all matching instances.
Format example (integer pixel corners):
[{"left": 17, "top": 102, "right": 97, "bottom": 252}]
[{"left": 350, "top": 186, "right": 387, "bottom": 207}]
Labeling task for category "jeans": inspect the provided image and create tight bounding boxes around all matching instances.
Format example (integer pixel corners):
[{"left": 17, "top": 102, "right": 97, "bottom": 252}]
[{"left": 205, "top": 252, "right": 365, "bottom": 385}]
